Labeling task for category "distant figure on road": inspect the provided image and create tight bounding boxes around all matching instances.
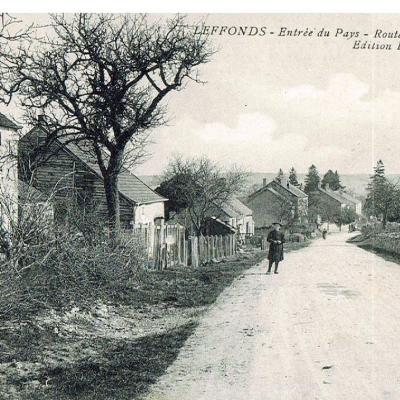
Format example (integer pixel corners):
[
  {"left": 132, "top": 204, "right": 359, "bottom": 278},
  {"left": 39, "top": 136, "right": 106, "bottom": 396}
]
[
  {"left": 267, "top": 222, "right": 285, "bottom": 274},
  {"left": 322, "top": 228, "right": 327, "bottom": 239}
]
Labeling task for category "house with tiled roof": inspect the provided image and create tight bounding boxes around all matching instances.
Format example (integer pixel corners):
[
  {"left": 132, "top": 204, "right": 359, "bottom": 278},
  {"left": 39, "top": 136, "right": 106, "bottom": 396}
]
[
  {"left": 308, "top": 186, "right": 343, "bottom": 216},
  {"left": 334, "top": 190, "right": 362, "bottom": 215},
  {"left": 219, "top": 197, "right": 254, "bottom": 238},
  {"left": 245, "top": 178, "right": 308, "bottom": 230},
  {"left": 308, "top": 185, "right": 362, "bottom": 229},
  {"left": 18, "top": 124, "right": 167, "bottom": 228},
  {"left": 0, "top": 112, "right": 20, "bottom": 233}
]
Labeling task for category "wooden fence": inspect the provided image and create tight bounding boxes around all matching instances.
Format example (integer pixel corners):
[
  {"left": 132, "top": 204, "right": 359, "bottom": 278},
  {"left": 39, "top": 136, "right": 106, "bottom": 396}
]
[
  {"left": 124, "top": 224, "right": 236, "bottom": 269},
  {"left": 191, "top": 234, "right": 236, "bottom": 268}
]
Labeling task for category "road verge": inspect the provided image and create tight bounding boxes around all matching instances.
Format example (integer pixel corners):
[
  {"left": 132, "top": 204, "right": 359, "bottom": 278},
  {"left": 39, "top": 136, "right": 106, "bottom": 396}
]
[{"left": 1, "top": 241, "right": 310, "bottom": 399}]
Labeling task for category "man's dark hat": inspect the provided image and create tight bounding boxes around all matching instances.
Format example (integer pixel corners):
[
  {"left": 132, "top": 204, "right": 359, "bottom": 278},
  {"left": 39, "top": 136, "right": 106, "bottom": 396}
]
[{"left": 272, "top": 222, "right": 282, "bottom": 226}]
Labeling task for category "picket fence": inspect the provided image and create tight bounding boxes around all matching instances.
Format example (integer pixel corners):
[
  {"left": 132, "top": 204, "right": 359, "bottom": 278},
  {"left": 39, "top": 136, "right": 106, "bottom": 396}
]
[{"left": 123, "top": 224, "right": 236, "bottom": 269}]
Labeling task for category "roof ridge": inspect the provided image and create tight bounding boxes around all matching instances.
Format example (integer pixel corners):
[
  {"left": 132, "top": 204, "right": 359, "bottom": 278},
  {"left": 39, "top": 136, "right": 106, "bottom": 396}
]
[
  {"left": 0, "top": 111, "right": 21, "bottom": 130},
  {"left": 269, "top": 180, "right": 307, "bottom": 198},
  {"left": 24, "top": 125, "right": 167, "bottom": 204},
  {"left": 120, "top": 164, "right": 167, "bottom": 202},
  {"left": 319, "top": 187, "right": 347, "bottom": 203}
]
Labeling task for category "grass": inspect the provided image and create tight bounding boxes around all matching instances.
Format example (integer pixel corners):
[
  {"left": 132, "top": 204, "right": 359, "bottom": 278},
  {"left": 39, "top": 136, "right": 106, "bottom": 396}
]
[
  {"left": 129, "top": 252, "right": 269, "bottom": 308},
  {"left": 25, "top": 323, "right": 196, "bottom": 400},
  {"left": 352, "top": 240, "right": 400, "bottom": 265},
  {"left": 348, "top": 233, "right": 400, "bottom": 265},
  {"left": 1, "top": 241, "right": 310, "bottom": 400}
]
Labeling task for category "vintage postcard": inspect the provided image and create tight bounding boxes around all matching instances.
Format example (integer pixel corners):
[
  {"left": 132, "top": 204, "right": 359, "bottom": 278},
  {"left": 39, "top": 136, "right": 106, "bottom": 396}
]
[{"left": 1, "top": 12, "right": 400, "bottom": 400}]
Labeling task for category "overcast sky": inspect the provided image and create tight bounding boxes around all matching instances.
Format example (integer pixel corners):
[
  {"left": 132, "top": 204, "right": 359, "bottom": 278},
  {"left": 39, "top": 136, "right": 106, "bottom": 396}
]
[{"left": 4, "top": 14, "right": 400, "bottom": 175}]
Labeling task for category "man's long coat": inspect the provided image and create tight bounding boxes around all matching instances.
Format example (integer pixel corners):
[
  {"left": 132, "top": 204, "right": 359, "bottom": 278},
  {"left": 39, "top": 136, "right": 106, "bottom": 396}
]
[{"left": 267, "top": 230, "right": 285, "bottom": 262}]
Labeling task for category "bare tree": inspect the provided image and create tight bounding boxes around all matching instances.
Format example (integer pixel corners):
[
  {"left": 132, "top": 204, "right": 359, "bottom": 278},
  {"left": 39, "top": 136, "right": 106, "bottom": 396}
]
[
  {"left": 274, "top": 195, "right": 297, "bottom": 227},
  {"left": 0, "top": 14, "right": 32, "bottom": 169},
  {"left": 157, "top": 156, "right": 247, "bottom": 235},
  {"left": 0, "top": 14, "right": 214, "bottom": 235},
  {"left": 308, "top": 193, "right": 341, "bottom": 231},
  {"left": 0, "top": 13, "right": 32, "bottom": 44}
]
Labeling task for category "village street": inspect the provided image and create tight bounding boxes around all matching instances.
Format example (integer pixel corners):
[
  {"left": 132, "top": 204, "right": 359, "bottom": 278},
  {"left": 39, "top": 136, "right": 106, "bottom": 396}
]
[{"left": 144, "top": 232, "right": 400, "bottom": 400}]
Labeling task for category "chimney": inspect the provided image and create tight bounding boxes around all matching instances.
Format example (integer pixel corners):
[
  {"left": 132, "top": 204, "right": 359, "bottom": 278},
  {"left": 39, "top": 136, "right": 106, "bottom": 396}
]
[
  {"left": 263, "top": 178, "right": 267, "bottom": 187},
  {"left": 37, "top": 114, "right": 46, "bottom": 124},
  {"left": 287, "top": 181, "right": 290, "bottom": 189}
]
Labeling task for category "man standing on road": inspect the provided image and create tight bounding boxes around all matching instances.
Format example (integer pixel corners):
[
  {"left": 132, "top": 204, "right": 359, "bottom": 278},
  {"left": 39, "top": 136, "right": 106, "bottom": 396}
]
[{"left": 267, "top": 222, "right": 285, "bottom": 274}]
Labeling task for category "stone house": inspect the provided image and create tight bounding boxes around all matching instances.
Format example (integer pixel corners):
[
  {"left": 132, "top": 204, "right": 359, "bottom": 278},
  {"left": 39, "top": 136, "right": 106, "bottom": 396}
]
[
  {"left": 308, "top": 186, "right": 363, "bottom": 227},
  {"left": 246, "top": 179, "right": 308, "bottom": 230},
  {"left": 308, "top": 187, "right": 343, "bottom": 221},
  {"left": 335, "top": 190, "right": 362, "bottom": 215},
  {"left": 309, "top": 186, "right": 363, "bottom": 224}
]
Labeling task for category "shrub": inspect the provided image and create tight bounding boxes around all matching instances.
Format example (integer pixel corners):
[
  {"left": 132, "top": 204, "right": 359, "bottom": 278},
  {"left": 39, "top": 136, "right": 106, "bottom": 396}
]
[
  {"left": 289, "top": 223, "right": 315, "bottom": 238},
  {"left": 0, "top": 192, "right": 147, "bottom": 319},
  {"left": 361, "top": 222, "right": 383, "bottom": 237},
  {"left": 288, "top": 233, "right": 305, "bottom": 242},
  {"left": 247, "top": 235, "right": 262, "bottom": 248}
]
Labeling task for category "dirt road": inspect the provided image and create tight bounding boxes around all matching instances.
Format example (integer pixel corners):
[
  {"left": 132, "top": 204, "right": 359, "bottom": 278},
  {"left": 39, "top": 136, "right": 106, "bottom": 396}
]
[{"left": 144, "top": 233, "right": 400, "bottom": 400}]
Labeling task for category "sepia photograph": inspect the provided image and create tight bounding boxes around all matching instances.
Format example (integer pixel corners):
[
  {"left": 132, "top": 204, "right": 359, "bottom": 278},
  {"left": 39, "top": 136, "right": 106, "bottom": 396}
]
[{"left": 1, "top": 10, "right": 400, "bottom": 399}]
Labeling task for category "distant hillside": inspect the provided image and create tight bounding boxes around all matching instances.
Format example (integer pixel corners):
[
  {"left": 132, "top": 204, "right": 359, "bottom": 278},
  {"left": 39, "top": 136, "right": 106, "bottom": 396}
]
[{"left": 139, "top": 172, "right": 400, "bottom": 199}]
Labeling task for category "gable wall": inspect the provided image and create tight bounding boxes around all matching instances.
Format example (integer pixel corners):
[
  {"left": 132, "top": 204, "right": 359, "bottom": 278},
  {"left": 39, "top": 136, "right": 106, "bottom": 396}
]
[
  {"left": 0, "top": 126, "right": 18, "bottom": 231},
  {"left": 247, "top": 189, "right": 290, "bottom": 229},
  {"left": 19, "top": 130, "right": 135, "bottom": 228},
  {"left": 268, "top": 181, "right": 309, "bottom": 217},
  {"left": 309, "top": 190, "right": 343, "bottom": 219}
]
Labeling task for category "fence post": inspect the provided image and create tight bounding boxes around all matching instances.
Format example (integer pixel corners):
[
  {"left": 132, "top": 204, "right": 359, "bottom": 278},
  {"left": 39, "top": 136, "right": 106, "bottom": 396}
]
[
  {"left": 177, "top": 227, "right": 182, "bottom": 265},
  {"left": 154, "top": 226, "right": 160, "bottom": 270},
  {"left": 213, "top": 236, "right": 217, "bottom": 259},
  {"left": 185, "top": 238, "right": 188, "bottom": 267},
  {"left": 193, "top": 236, "right": 199, "bottom": 268},
  {"left": 202, "top": 235, "right": 205, "bottom": 263},
  {"left": 182, "top": 228, "right": 186, "bottom": 266},
  {"left": 144, "top": 228, "right": 243, "bottom": 269}
]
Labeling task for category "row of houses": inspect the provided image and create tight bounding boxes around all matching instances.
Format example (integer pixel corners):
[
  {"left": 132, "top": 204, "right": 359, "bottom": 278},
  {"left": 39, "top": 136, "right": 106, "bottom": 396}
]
[
  {"left": 0, "top": 112, "right": 255, "bottom": 239},
  {"left": 0, "top": 111, "right": 361, "bottom": 241},
  {"left": 243, "top": 177, "right": 362, "bottom": 232}
]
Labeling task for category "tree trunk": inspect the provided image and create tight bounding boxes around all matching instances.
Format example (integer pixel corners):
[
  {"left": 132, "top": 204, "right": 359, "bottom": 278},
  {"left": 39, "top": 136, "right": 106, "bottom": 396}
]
[
  {"left": 103, "top": 151, "right": 123, "bottom": 239},
  {"left": 382, "top": 212, "right": 387, "bottom": 229},
  {"left": 104, "top": 173, "right": 120, "bottom": 237}
]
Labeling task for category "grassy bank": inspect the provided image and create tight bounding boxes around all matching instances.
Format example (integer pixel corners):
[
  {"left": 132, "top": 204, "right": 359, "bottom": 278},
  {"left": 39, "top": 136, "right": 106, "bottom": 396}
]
[
  {"left": 349, "top": 233, "right": 400, "bottom": 265},
  {"left": 1, "top": 241, "right": 309, "bottom": 400}
]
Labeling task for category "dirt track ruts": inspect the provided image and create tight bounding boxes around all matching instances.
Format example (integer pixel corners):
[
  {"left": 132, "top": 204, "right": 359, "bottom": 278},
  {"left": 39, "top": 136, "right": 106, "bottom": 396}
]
[{"left": 143, "top": 232, "right": 400, "bottom": 400}]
